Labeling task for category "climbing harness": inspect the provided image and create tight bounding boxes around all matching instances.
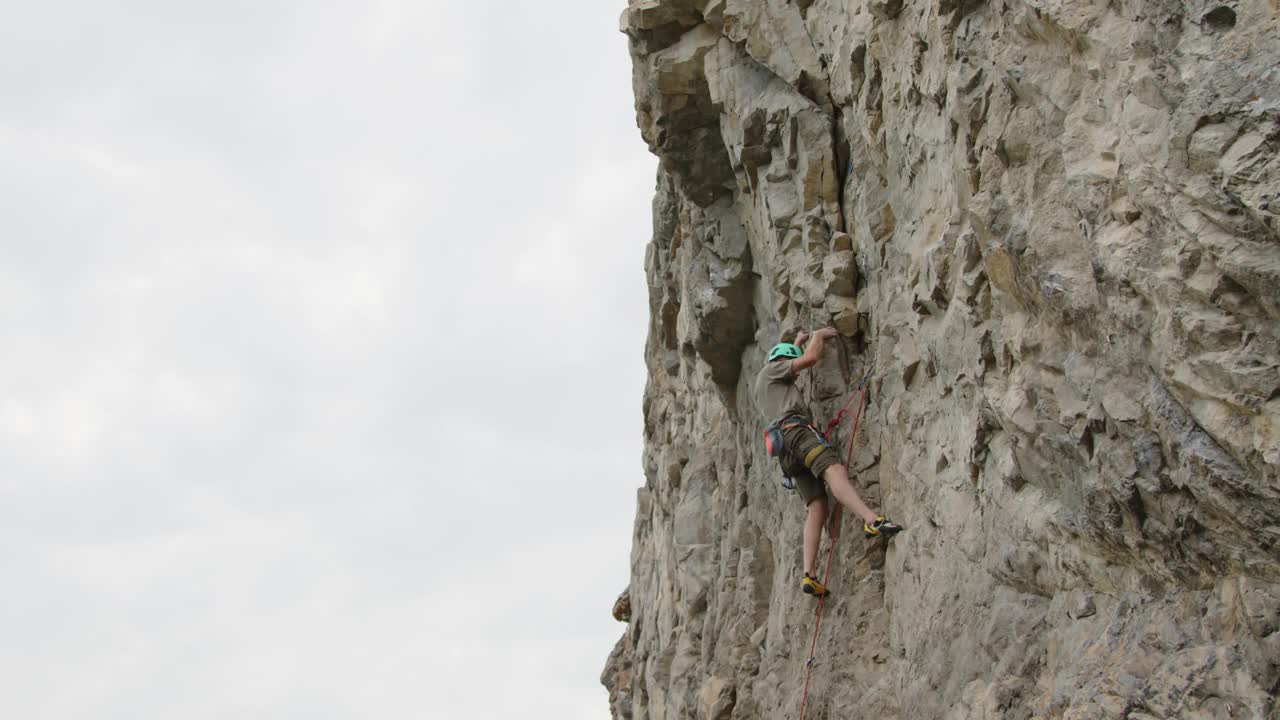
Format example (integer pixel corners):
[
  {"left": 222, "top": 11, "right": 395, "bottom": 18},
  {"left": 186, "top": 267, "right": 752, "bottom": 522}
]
[
  {"left": 765, "top": 416, "right": 832, "bottom": 491},
  {"left": 763, "top": 417, "right": 832, "bottom": 459},
  {"left": 764, "top": 367, "right": 873, "bottom": 492},
  {"left": 797, "top": 371, "right": 872, "bottom": 720}
]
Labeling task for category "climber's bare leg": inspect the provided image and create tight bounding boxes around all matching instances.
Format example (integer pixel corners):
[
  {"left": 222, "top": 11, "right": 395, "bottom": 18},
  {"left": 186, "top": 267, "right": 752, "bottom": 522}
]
[
  {"left": 803, "top": 496, "right": 829, "bottom": 576},
  {"left": 823, "top": 464, "right": 879, "bottom": 525}
]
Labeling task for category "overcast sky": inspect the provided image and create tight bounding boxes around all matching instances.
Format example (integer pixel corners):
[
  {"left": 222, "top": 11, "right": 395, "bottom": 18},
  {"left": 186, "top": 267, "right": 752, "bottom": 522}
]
[{"left": 0, "top": 2, "right": 653, "bottom": 717}]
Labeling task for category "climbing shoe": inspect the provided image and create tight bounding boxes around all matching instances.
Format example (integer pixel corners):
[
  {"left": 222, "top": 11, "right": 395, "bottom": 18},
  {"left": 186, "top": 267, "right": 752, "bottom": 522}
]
[
  {"left": 801, "top": 573, "right": 829, "bottom": 597},
  {"left": 863, "top": 516, "right": 903, "bottom": 538}
]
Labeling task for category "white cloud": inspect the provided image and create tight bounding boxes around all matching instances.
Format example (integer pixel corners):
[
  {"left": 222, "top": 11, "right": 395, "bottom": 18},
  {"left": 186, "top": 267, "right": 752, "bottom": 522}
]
[{"left": 1, "top": 1, "right": 652, "bottom": 717}]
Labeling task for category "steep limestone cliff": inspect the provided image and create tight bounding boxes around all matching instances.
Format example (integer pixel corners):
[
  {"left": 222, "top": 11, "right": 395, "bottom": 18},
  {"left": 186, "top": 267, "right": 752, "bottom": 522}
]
[{"left": 604, "top": 0, "right": 1280, "bottom": 718}]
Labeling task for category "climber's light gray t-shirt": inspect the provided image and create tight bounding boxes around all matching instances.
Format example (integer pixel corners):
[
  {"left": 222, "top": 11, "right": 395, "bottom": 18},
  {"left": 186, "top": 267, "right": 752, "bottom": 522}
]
[{"left": 754, "top": 360, "right": 807, "bottom": 424}]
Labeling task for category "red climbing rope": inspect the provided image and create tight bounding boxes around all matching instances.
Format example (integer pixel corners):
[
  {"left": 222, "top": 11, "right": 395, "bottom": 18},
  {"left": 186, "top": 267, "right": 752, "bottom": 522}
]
[
  {"left": 822, "top": 387, "right": 860, "bottom": 439},
  {"left": 798, "top": 376, "right": 870, "bottom": 720},
  {"left": 823, "top": 368, "right": 873, "bottom": 439}
]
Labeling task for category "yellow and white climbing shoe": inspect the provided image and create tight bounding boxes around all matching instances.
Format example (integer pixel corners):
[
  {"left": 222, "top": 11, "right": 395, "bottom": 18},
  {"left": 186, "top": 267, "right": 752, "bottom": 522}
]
[
  {"left": 863, "top": 516, "right": 904, "bottom": 538},
  {"left": 801, "top": 573, "right": 829, "bottom": 597}
]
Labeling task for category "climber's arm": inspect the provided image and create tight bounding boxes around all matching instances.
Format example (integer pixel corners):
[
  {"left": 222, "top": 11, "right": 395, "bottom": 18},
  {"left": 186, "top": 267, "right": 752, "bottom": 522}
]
[{"left": 790, "top": 327, "right": 837, "bottom": 374}]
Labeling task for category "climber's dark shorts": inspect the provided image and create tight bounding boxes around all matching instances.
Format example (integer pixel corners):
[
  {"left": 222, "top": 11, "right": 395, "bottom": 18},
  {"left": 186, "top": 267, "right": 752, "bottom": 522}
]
[{"left": 780, "top": 421, "right": 841, "bottom": 506}]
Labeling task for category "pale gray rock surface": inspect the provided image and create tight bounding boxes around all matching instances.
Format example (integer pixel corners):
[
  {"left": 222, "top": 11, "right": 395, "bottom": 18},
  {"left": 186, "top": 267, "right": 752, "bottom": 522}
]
[{"left": 605, "top": 0, "right": 1280, "bottom": 717}]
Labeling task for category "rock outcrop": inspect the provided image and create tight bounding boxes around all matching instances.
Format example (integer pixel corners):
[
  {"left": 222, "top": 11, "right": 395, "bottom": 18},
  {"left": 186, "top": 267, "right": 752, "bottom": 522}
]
[{"left": 606, "top": 0, "right": 1280, "bottom": 718}]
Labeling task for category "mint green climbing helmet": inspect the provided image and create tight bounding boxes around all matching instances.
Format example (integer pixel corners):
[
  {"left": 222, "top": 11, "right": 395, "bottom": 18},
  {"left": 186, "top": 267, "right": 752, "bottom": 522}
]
[{"left": 768, "top": 343, "right": 802, "bottom": 362}]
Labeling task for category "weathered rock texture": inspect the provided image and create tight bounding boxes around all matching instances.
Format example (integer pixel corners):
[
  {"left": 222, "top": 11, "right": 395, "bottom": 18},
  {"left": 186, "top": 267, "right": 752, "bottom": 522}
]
[{"left": 604, "top": 0, "right": 1280, "bottom": 718}]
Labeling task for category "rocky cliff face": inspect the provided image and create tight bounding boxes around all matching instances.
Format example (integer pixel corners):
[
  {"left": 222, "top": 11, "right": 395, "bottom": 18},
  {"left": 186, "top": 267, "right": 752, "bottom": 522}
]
[{"left": 603, "top": 0, "right": 1280, "bottom": 717}]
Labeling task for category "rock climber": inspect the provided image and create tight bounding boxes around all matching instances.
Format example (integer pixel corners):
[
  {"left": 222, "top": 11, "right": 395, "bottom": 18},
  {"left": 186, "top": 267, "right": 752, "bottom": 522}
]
[{"left": 754, "top": 327, "right": 903, "bottom": 598}]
